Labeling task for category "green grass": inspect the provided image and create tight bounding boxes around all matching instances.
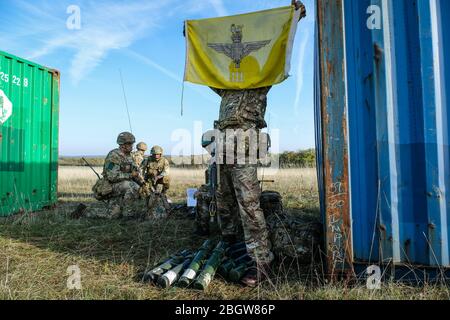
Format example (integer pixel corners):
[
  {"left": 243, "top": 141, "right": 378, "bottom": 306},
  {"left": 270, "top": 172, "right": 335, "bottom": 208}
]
[{"left": 0, "top": 167, "right": 449, "bottom": 300}]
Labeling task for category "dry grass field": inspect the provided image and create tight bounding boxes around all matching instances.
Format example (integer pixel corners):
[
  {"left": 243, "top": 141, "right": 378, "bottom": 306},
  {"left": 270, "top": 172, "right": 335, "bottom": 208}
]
[{"left": 0, "top": 167, "right": 449, "bottom": 300}]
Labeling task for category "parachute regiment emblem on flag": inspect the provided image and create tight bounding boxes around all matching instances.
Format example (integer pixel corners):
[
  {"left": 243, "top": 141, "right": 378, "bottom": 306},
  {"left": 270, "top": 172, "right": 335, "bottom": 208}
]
[{"left": 207, "top": 24, "right": 270, "bottom": 82}]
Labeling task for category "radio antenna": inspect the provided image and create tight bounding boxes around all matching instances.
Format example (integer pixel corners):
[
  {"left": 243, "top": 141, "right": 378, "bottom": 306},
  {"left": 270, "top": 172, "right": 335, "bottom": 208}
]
[{"left": 119, "top": 69, "right": 133, "bottom": 133}]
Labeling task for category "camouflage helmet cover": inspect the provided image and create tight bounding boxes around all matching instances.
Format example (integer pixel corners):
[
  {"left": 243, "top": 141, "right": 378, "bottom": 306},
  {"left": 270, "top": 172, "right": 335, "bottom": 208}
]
[
  {"left": 151, "top": 145, "right": 163, "bottom": 155},
  {"left": 136, "top": 142, "right": 148, "bottom": 151},
  {"left": 117, "top": 132, "right": 136, "bottom": 145},
  {"left": 201, "top": 130, "right": 216, "bottom": 148}
]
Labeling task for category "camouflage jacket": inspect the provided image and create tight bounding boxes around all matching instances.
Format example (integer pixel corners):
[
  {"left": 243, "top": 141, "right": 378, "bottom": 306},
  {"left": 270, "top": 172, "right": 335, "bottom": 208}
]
[
  {"left": 103, "top": 148, "right": 142, "bottom": 184},
  {"left": 143, "top": 156, "right": 170, "bottom": 181},
  {"left": 131, "top": 150, "right": 146, "bottom": 168},
  {"left": 211, "top": 86, "right": 271, "bottom": 130}
]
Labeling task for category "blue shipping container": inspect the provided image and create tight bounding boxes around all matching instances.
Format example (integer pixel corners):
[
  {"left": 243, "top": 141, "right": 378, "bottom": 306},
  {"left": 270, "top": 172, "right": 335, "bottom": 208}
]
[{"left": 315, "top": 0, "right": 450, "bottom": 278}]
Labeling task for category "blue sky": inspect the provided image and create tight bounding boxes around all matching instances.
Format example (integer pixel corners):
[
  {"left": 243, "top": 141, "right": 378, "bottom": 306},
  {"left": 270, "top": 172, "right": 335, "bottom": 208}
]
[{"left": 0, "top": 0, "right": 315, "bottom": 156}]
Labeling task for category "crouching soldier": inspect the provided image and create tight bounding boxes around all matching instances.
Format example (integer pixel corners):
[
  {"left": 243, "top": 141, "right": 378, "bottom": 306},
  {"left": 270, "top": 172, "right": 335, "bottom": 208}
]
[
  {"left": 143, "top": 145, "right": 170, "bottom": 193},
  {"left": 90, "top": 132, "right": 145, "bottom": 219},
  {"left": 141, "top": 145, "right": 171, "bottom": 217},
  {"left": 132, "top": 142, "right": 148, "bottom": 168}
]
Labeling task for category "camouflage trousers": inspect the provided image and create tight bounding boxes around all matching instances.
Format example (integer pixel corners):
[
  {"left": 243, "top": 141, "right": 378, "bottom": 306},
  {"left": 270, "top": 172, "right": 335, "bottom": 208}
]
[
  {"left": 146, "top": 192, "right": 171, "bottom": 219},
  {"left": 217, "top": 164, "right": 274, "bottom": 265},
  {"left": 154, "top": 176, "right": 170, "bottom": 194},
  {"left": 88, "top": 180, "right": 144, "bottom": 219}
]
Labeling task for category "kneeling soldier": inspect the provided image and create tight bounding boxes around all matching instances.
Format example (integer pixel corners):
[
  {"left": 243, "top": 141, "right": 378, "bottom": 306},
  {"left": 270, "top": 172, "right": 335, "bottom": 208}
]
[
  {"left": 90, "top": 132, "right": 145, "bottom": 219},
  {"left": 132, "top": 141, "right": 148, "bottom": 169},
  {"left": 142, "top": 145, "right": 171, "bottom": 216},
  {"left": 143, "top": 145, "right": 170, "bottom": 194}
]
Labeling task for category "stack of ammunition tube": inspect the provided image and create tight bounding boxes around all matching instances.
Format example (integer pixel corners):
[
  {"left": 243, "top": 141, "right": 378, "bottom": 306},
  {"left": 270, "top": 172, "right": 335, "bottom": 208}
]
[{"left": 142, "top": 240, "right": 253, "bottom": 290}]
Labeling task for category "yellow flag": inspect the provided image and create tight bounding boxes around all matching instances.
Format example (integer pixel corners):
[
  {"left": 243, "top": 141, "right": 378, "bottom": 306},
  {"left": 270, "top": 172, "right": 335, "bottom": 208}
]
[{"left": 184, "top": 5, "right": 301, "bottom": 89}]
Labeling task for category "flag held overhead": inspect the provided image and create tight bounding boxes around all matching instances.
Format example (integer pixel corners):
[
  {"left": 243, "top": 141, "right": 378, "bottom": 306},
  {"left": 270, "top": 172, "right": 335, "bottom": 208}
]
[{"left": 184, "top": 5, "right": 301, "bottom": 89}]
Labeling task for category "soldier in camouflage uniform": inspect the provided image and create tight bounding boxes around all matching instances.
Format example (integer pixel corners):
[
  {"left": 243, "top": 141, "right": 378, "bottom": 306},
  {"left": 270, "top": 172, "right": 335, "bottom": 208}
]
[
  {"left": 88, "top": 132, "right": 145, "bottom": 219},
  {"left": 211, "top": 85, "right": 274, "bottom": 287},
  {"left": 132, "top": 142, "right": 148, "bottom": 169},
  {"left": 143, "top": 145, "right": 170, "bottom": 194},
  {"left": 142, "top": 145, "right": 171, "bottom": 215},
  {"left": 211, "top": 1, "right": 306, "bottom": 287}
]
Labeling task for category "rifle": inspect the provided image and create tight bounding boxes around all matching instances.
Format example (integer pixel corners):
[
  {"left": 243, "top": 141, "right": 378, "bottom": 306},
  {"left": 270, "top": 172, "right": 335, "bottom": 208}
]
[
  {"left": 201, "top": 127, "right": 275, "bottom": 222},
  {"left": 82, "top": 157, "right": 101, "bottom": 180},
  {"left": 202, "top": 126, "right": 219, "bottom": 223},
  {"left": 208, "top": 156, "right": 218, "bottom": 222}
]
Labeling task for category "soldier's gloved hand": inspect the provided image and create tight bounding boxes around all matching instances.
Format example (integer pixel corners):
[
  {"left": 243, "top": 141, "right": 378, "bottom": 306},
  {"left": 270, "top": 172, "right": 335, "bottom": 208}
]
[
  {"left": 131, "top": 171, "right": 139, "bottom": 178},
  {"left": 139, "top": 183, "right": 151, "bottom": 198},
  {"left": 292, "top": 0, "right": 306, "bottom": 18},
  {"left": 132, "top": 171, "right": 145, "bottom": 186}
]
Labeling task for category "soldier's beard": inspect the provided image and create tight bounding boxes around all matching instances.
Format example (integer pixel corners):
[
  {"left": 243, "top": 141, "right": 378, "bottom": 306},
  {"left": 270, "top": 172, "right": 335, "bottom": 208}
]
[{"left": 120, "top": 145, "right": 132, "bottom": 155}]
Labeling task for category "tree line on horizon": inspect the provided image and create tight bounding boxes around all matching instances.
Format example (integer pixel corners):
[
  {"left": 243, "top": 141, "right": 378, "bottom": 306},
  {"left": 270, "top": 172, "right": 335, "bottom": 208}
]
[{"left": 59, "top": 149, "right": 316, "bottom": 168}]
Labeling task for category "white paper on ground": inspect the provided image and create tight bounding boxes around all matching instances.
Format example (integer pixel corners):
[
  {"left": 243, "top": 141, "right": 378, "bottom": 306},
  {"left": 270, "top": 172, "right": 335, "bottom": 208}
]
[{"left": 186, "top": 188, "right": 198, "bottom": 207}]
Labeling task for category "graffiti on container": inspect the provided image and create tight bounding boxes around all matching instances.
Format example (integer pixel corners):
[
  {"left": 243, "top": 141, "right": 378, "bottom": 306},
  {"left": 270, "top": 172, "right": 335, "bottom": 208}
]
[{"left": 328, "top": 182, "right": 347, "bottom": 266}]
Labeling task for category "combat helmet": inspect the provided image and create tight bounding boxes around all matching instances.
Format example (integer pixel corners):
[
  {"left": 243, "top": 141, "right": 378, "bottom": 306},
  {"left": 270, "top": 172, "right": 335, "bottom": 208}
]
[
  {"left": 117, "top": 132, "right": 136, "bottom": 145},
  {"left": 136, "top": 142, "right": 148, "bottom": 151},
  {"left": 151, "top": 145, "right": 163, "bottom": 155}
]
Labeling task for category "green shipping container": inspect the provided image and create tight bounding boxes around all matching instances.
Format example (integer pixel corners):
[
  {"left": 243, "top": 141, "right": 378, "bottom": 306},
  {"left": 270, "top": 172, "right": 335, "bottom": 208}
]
[{"left": 0, "top": 50, "right": 59, "bottom": 216}]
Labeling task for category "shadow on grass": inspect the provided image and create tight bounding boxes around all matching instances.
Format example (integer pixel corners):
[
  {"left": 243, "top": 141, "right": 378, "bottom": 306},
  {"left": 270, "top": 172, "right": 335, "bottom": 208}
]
[
  {"left": 0, "top": 191, "right": 328, "bottom": 299},
  {"left": 0, "top": 196, "right": 208, "bottom": 276}
]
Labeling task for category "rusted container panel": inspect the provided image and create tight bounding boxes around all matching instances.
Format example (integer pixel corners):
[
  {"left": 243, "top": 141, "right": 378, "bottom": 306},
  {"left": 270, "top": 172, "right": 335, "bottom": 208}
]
[
  {"left": 316, "top": 0, "right": 450, "bottom": 276},
  {"left": 0, "top": 50, "right": 59, "bottom": 216},
  {"left": 315, "top": 0, "right": 353, "bottom": 276}
]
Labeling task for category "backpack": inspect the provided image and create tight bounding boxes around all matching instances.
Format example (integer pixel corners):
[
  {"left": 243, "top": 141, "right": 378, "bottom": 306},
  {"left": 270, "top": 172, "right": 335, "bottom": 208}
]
[
  {"left": 260, "top": 190, "right": 283, "bottom": 218},
  {"left": 92, "top": 178, "right": 113, "bottom": 200}
]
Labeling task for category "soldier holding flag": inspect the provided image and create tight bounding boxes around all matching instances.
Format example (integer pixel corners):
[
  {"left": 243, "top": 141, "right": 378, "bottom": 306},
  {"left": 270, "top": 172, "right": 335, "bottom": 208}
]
[{"left": 184, "top": 1, "right": 306, "bottom": 286}]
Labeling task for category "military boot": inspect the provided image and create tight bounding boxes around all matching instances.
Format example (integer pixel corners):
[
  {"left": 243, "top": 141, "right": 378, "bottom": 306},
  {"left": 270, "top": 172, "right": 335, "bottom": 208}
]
[
  {"left": 160, "top": 193, "right": 172, "bottom": 214},
  {"left": 240, "top": 262, "right": 272, "bottom": 287},
  {"left": 70, "top": 203, "right": 87, "bottom": 219},
  {"left": 222, "top": 234, "right": 238, "bottom": 245},
  {"left": 110, "top": 204, "right": 122, "bottom": 219}
]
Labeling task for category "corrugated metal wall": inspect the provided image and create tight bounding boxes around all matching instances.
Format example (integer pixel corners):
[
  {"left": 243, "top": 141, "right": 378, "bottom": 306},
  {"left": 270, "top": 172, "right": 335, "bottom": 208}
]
[
  {"left": 316, "top": 0, "right": 450, "bottom": 275},
  {"left": 0, "top": 50, "right": 59, "bottom": 217}
]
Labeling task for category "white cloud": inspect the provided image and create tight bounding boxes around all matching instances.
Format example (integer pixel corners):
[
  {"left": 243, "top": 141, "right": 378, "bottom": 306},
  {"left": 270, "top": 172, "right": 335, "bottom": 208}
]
[
  {"left": 294, "top": 29, "right": 310, "bottom": 115},
  {"left": 209, "top": 0, "right": 228, "bottom": 16},
  {"left": 124, "top": 49, "right": 181, "bottom": 82},
  {"left": 1, "top": 0, "right": 312, "bottom": 88},
  {"left": 14, "top": 0, "right": 175, "bottom": 84},
  {"left": 13, "top": 0, "right": 232, "bottom": 84},
  {"left": 123, "top": 49, "right": 217, "bottom": 103}
]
